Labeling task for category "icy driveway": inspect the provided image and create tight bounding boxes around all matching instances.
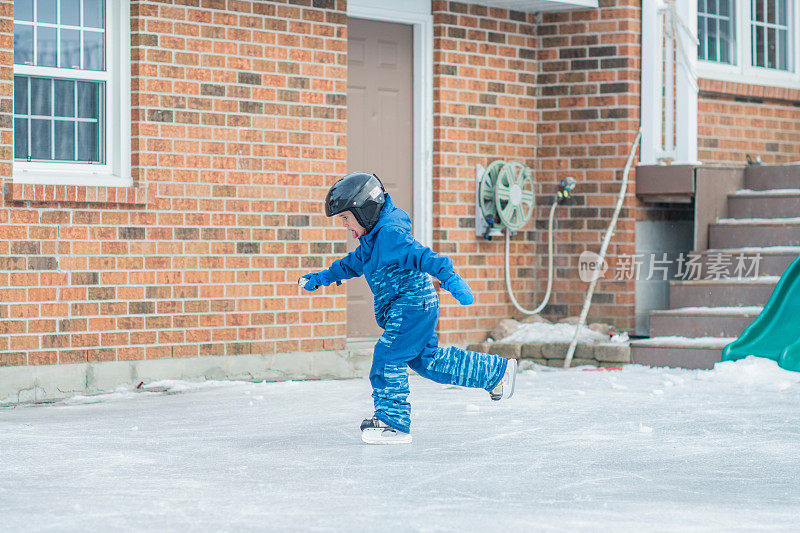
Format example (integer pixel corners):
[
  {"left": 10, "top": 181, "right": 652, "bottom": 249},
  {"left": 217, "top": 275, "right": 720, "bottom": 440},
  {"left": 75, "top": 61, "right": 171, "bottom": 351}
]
[{"left": 3, "top": 358, "right": 800, "bottom": 532}]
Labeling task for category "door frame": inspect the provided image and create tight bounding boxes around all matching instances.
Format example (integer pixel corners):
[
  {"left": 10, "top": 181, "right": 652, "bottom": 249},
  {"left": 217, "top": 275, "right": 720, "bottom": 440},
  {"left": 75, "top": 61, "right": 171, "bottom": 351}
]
[{"left": 346, "top": 1, "right": 433, "bottom": 247}]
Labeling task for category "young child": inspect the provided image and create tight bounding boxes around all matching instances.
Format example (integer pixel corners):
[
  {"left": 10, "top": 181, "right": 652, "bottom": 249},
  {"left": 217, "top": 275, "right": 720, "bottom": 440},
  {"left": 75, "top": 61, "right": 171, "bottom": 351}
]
[{"left": 300, "top": 172, "right": 516, "bottom": 444}]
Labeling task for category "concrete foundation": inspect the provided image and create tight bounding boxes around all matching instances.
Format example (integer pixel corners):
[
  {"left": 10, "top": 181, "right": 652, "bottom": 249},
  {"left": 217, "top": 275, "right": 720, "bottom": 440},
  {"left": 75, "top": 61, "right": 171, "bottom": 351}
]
[{"left": 0, "top": 348, "right": 373, "bottom": 406}]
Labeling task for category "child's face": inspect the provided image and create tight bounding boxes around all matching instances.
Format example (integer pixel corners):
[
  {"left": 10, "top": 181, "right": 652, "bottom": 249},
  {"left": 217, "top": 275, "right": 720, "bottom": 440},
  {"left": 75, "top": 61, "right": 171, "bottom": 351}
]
[{"left": 338, "top": 211, "right": 366, "bottom": 239}]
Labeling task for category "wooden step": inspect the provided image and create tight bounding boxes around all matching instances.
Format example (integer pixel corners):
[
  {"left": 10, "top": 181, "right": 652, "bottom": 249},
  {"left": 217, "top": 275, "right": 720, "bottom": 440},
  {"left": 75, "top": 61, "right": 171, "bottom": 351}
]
[
  {"left": 709, "top": 218, "right": 800, "bottom": 248},
  {"left": 727, "top": 189, "right": 800, "bottom": 219},
  {"left": 744, "top": 163, "right": 800, "bottom": 190},
  {"left": 630, "top": 336, "right": 733, "bottom": 369},
  {"left": 698, "top": 247, "right": 799, "bottom": 277},
  {"left": 649, "top": 306, "right": 760, "bottom": 338},
  {"left": 669, "top": 277, "right": 778, "bottom": 307}
]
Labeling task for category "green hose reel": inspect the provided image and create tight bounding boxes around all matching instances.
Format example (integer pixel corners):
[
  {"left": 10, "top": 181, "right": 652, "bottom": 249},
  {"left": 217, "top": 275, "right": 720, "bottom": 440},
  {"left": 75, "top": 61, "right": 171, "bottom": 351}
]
[{"left": 476, "top": 160, "right": 535, "bottom": 237}]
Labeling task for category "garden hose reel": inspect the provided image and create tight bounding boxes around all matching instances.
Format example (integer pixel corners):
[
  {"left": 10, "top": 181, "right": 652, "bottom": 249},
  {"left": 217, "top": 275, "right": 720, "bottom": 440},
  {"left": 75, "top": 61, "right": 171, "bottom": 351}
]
[{"left": 475, "top": 160, "right": 536, "bottom": 238}]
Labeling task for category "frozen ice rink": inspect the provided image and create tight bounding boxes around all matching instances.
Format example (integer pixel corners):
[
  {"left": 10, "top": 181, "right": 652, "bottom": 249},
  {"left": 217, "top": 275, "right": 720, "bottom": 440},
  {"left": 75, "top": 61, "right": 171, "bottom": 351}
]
[{"left": 3, "top": 357, "right": 800, "bottom": 532}]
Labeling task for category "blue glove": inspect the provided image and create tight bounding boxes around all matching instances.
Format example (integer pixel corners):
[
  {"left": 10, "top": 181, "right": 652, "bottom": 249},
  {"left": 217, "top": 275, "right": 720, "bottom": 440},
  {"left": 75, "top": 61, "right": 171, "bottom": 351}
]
[
  {"left": 300, "top": 271, "right": 329, "bottom": 292},
  {"left": 441, "top": 274, "right": 474, "bottom": 305}
]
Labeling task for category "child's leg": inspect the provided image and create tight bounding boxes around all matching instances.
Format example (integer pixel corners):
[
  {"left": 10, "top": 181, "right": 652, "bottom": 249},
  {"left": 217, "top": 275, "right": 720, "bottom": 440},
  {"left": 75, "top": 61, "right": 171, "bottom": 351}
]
[
  {"left": 407, "top": 332, "right": 508, "bottom": 391},
  {"left": 369, "top": 306, "right": 438, "bottom": 434}
]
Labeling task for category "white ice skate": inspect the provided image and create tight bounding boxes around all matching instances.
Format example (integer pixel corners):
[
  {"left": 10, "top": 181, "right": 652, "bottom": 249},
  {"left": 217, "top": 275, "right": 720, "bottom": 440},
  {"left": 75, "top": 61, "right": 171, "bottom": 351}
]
[
  {"left": 360, "top": 417, "right": 412, "bottom": 445},
  {"left": 489, "top": 358, "right": 517, "bottom": 401}
]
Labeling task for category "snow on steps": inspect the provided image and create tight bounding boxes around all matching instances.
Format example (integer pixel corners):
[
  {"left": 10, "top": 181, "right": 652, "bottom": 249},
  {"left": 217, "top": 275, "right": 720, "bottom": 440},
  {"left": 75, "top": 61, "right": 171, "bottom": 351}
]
[{"left": 630, "top": 336, "right": 737, "bottom": 370}]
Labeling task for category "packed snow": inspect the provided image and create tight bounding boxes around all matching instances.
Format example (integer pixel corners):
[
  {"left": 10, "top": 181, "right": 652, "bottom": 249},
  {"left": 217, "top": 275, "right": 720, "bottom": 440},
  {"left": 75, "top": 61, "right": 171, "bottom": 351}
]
[
  {"left": 2, "top": 357, "right": 800, "bottom": 531},
  {"left": 732, "top": 188, "right": 800, "bottom": 196},
  {"left": 499, "top": 321, "right": 609, "bottom": 343}
]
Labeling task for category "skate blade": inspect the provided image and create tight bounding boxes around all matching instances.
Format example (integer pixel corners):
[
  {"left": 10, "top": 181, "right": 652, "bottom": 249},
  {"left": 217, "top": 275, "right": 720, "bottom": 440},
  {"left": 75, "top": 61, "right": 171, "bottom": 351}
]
[
  {"left": 503, "top": 358, "right": 518, "bottom": 400},
  {"left": 361, "top": 428, "right": 412, "bottom": 445}
]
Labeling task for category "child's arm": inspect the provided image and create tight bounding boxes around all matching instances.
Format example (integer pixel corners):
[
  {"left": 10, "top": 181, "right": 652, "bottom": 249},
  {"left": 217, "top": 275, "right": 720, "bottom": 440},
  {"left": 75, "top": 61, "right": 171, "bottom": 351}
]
[
  {"left": 299, "top": 246, "right": 366, "bottom": 292},
  {"left": 379, "top": 227, "right": 474, "bottom": 305}
]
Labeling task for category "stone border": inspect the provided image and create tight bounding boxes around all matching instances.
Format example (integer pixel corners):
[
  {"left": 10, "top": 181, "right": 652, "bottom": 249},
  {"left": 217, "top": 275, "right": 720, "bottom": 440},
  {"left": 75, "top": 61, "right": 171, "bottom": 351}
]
[{"left": 468, "top": 341, "right": 630, "bottom": 368}]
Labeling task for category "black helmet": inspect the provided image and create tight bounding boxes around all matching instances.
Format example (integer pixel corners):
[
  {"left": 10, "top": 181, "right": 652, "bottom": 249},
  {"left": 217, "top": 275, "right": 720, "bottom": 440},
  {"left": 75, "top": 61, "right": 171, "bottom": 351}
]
[{"left": 325, "top": 172, "right": 386, "bottom": 233}]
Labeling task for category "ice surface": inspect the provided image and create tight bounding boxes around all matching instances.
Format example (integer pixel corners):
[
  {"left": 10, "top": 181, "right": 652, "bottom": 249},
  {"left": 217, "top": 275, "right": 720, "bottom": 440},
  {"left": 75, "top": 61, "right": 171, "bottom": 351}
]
[{"left": 2, "top": 357, "right": 800, "bottom": 531}]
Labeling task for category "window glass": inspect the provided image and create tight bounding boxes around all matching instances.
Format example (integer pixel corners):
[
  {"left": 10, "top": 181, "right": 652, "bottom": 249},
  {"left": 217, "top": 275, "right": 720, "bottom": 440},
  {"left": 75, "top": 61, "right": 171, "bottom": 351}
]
[
  {"left": 750, "top": 0, "right": 790, "bottom": 71},
  {"left": 16, "top": 0, "right": 34, "bottom": 21},
  {"left": 61, "top": 0, "right": 80, "bottom": 26},
  {"left": 13, "top": 1, "right": 108, "bottom": 165},
  {"left": 13, "top": 23, "right": 33, "bottom": 65},
  {"left": 698, "top": 0, "right": 734, "bottom": 64}
]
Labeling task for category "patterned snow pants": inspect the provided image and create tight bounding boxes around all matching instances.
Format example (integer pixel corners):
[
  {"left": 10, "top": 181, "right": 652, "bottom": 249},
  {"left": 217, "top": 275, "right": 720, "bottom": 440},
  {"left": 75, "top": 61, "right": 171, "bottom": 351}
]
[{"left": 370, "top": 302, "right": 508, "bottom": 434}]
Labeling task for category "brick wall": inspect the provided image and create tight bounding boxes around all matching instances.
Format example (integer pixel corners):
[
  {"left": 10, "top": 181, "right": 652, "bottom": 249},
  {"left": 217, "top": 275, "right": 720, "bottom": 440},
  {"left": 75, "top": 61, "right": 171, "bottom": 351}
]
[
  {"left": 698, "top": 79, "right": 800, "bottom": 165},
  {"left": 535, "top": 0, "right": 641, "bottom": 331},
  {"left": 0, "top": 0, "right": 350, "bottom": 367},
  {"left": 431, "top": 1, "right": 538, "bottom": 343}
]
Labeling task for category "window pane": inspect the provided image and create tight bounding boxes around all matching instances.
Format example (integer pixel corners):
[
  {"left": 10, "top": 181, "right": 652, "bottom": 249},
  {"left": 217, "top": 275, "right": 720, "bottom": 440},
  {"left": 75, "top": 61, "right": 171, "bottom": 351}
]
[
  {"left": 54, "top": 120, "right": 75, "bottom": 160},
  {"left": 14, "top": 23, "right": 33, "bottom": 65},
  {"left": 778, "top": 29, "right": 787, "bottom": 70},
  {"left": 767, "top": 27, "right": 776, "bottom": 69},
  {"left": 37, "top": 0, "right": 57, "bottom": 24},
  {"left": 15, "top": 0, "right": 34, "bottom": 21},
  {"left": 78, "top": 121, "right": 98, "bottom": 162},
  {"left": 707, "top": 0, "right": 717, "bottom": 13},
  {"left": 37, "top": 26, "right": 57, "bottom": 67},
  {"left": 767, "top": 0, "right": 775, "bottom": 23},
  {"left": 14, "top": 118, "right": 28, "bottom": 159},
  {"left": 699, "top": 0, "right": 706, "bottom": 12},
  {"left": 753, "top": 25, "right": 764, "bottom": 67},
  {"left": 53, "top": 80, "right": 74, "bottom": 117},
  {"left": 30, "top": 119, "right": 51, "bottom": 159},
  {"left": 60, "top": 28, "right": 81, "bottom": 69},
  {"left": 719, "top": 0, "right": 730, "bottom": 16},
  {"left": 83, "top": 31, "right": 104, "bottom": 71},
  {"left": 61, "top": 0, "right": 81, "bottom": 26},
  {"left": 697, "top": 17, "right": 707, "bottom": 60},
  {"left": 83, "top": 0, "right": 105, "bottom": 29},
  {"left": 30, "top": 78, "right": 51, "bottom": 116},
  {"left": 719, "top": 22, "right": 730, "bottom": 63},
  {"left": 77, "top": 82, "right": 99, "bottom": 119},
  {"left": 707, "top": 18, "right": 717, "bottom": 61},
  {"left": 778, "top": 0, "right": 787, "bottom": 25},
  {"left": 753, "top": 0, "right": 764, "bottom": 22},
  {"left": 14, "top": 76, "right": 28, "bottom": 115}
]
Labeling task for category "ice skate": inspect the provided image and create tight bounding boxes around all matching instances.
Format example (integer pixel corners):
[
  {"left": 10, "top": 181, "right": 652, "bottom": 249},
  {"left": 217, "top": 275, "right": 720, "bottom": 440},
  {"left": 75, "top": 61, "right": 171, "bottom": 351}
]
[
  {"left": 489, "top": 358, "right": 517, "bottom": 401},
  {"left": 360, "top": 417, "right": 412, "bottom": 445}
]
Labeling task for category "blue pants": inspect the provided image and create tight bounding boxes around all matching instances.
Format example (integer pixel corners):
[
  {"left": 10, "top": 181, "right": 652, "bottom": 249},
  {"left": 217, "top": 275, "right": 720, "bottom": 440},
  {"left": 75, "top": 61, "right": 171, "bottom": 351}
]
[{"left": 370, "top": 303, "right": 508, "bottom": 434}]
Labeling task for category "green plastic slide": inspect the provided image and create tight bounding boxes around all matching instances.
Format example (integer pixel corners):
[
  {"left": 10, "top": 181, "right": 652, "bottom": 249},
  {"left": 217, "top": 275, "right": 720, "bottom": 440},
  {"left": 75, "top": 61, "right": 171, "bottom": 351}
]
[{"left": 722, "top": 255, "right": 800, "bottom": 372}]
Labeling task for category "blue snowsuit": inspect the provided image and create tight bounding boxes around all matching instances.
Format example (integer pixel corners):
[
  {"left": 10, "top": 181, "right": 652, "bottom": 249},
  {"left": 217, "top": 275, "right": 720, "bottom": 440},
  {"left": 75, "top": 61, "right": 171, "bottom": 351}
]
[{"left": 323, "top": 194, "right": 508, "bottom": 434}]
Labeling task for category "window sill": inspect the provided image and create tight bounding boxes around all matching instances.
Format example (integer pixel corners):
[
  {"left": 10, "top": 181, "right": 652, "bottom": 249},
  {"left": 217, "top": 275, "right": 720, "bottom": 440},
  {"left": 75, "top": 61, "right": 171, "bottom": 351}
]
[
  {"left": 698, "top": 77, "right": 800, "bottom": 103},
  {"left": 5, "top": 182, "right": 148, "bottom": 205}
]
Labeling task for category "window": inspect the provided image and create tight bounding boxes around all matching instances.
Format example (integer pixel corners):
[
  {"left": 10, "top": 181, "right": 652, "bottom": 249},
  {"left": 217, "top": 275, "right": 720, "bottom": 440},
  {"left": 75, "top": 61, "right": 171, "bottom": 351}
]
[
  {"left": 697, "top": 0, "right": 799, "bottom": 88},
  {"left": 751, "top": 0, "right": 789, "bottom": 70},
  {"left": 13, "top": 0, "right": 130, "bottom": 186},
  {"left": 698, "top": 0, "right": 735, "bottom": 64}
]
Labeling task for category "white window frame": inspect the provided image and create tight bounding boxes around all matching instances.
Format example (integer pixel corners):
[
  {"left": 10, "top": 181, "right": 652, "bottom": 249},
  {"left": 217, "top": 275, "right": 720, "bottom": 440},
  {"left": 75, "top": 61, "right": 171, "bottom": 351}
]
[
  {"left": 697, "top": 0, "right": 800, "bottom": 90},
  {"left": 13, "top": 0, "right": 131, "bottom": 187}
]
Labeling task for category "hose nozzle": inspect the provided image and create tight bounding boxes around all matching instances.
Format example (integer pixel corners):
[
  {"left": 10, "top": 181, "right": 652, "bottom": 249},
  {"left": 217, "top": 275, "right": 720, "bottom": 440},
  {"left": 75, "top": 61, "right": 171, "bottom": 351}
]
[{"left": 557, "top": 177, "right": 577, "bottom": 202}]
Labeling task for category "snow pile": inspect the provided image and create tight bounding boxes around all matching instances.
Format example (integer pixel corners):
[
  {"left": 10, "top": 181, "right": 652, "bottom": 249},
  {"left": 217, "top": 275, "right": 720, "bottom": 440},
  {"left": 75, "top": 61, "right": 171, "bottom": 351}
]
[
  {"left": 702, "top": 355, "right": 800, "bottom": 392},
  {"left": 500, "top": 321, "right": 609, "bottom": 343}
]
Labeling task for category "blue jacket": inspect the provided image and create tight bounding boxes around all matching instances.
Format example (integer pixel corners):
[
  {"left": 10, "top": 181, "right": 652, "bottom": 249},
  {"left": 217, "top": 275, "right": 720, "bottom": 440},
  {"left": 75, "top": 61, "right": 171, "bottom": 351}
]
[{"left": 323, "top": 194, "right": 454, "bottom": 328}]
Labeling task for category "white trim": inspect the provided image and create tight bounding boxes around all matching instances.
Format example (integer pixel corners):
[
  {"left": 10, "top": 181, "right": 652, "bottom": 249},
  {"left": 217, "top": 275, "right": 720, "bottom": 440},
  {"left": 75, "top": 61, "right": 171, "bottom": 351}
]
[
  {"left": 676, "top": 0, "right": 698, "bottom": 164},
  {"left": 697, "top": 0, "right": 800, "bottom": 91},
  {"left": 640, "top": 0, "right": 662, "bottom": 165},
  {"left": 12, "top": 0, "right": 131, "bottom": 188},
  {"left": 346, "top": 1, "right": 434, "bottom": 247}
]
